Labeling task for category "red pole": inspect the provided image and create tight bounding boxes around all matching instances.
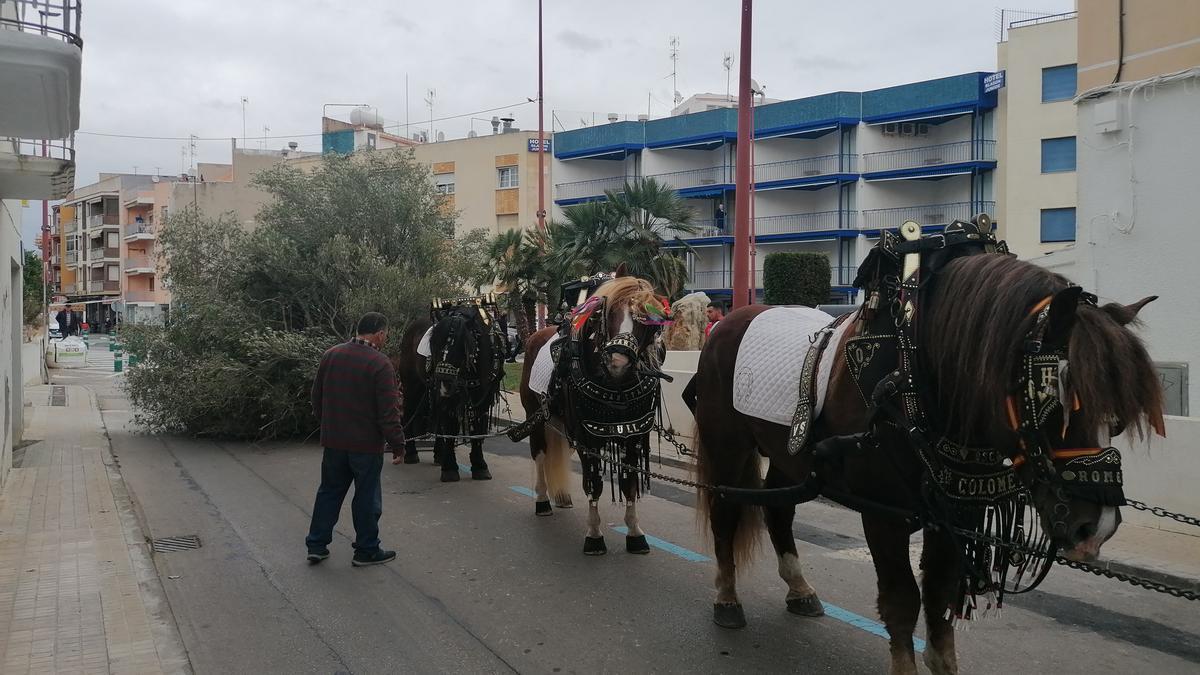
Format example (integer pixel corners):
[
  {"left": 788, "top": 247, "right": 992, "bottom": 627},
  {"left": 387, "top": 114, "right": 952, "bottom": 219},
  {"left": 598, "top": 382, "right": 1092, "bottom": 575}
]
[
  {"left": 732, "top": 0, "right": 754, "bottom": 309},
  {"left": 536, "top": 0, "right": 546, "bottom": 231}
]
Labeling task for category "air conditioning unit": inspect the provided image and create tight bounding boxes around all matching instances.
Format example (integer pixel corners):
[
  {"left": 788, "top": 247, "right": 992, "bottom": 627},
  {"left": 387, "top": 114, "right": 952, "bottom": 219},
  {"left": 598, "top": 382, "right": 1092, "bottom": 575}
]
[
  {"left": 916, "top": 123, "right": 930, "bottom": 137},
  {"left": 882, "top": 123, "right": 898, "bottom": 137},
  {"left": 901, "top": 123, "right": 916, "bottom": 136}
]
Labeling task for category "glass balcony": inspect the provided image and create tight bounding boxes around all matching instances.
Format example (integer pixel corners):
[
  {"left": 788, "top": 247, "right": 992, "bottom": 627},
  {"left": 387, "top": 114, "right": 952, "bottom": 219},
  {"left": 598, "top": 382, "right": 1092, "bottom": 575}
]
[
  {"left": 0, "top": 1, "right": 83, "bottom": 140},
  {"left": 649, "top": 165, "right": 733, "bottom": 193},
  {"left": 86, "top": 212, "right": 119, "bottom": 229},
  {"left": 554, "top": 175, "right": 628, "bottom": 204},
  {"left": 859, "top": 201, "right": 996, "bottom": 230},
  {"left": 86, "top": 280, "right": 119, "bottom": 293},
  {"left": 88, "top": 246, "right": 119, "bottom": 262},
  {"left": 754, "top": 154, "right": 858, "bottom": 187},
  {"left": 125, "top": 221, "right": 155, "bottom": 239},
  {"left": 125, "top": 255, "right": 153, "bottom": 273},
  {"left": 0, "top": 136, "right": 75, "bottom": 199},
  {"left": 862, "top": 140, "right": 996, "bottom": 175}
]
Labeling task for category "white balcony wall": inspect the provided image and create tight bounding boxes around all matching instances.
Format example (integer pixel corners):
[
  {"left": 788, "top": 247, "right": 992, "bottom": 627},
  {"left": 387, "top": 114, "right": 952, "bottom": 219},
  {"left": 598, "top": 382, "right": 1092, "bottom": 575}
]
[
  {"left": 857, "top": 116, "right": 974, "bottom": 156},
  {"left": 553, "top": 155, "right": 636, "bottom": 187},
  {"left": 753, "top": 187, "right": 841, "bottom": 219},
  {"left": 642, "top": 146, "right": 731, "bottom": 179},
  {"left": 752, "top": 134, "right": 841, "bottom": 165},
  {"left": 858, "top": 174, "right": 972, "bottom": 215}
]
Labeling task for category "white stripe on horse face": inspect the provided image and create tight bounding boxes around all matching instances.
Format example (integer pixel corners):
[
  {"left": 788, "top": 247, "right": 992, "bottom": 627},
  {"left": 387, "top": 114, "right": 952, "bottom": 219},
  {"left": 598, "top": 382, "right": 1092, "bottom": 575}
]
[{"left": 619, "top": 306, "right": 634, "bottom": 335}]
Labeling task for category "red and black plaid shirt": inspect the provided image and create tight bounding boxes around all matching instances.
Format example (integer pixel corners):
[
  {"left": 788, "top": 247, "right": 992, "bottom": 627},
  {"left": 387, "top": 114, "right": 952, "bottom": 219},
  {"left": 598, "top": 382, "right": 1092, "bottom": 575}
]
[{"left": 311, "top": 338, "right": 405, "bottom": 453}]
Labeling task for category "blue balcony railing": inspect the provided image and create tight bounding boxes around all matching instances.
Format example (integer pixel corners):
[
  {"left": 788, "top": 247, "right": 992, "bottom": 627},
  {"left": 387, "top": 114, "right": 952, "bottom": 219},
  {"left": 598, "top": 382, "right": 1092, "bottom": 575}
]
[
  {"left": 754, "top": 154, "right": 857, "bottom": 184},
  {"left": 649, "top": 165, "right": 733, "bottom": 191},
  {"left": 684, "top": 264, "right": 857, "bottom": 291},
  {"left": 862, "top": 140, "right": 996, "bottom": 174},
  {"left": 554, "top": 175, "right": 629, "bottom": 202},
  {"left": 859, "top": 201, "right": 996, "bottom": 230},
  {"left": 755, "top": 211, "right": 843, "bottom": 236}
]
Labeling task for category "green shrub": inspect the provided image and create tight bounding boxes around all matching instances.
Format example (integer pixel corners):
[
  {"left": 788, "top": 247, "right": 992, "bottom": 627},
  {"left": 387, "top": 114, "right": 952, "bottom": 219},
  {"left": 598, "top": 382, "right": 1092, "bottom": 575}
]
[{"left": 762, "top": 252, "right": 831, "bottom": 307}]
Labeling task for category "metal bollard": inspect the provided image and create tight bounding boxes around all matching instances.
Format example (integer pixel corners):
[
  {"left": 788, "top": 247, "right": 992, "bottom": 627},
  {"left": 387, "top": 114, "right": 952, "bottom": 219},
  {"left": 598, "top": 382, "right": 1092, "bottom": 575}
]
[
  {"left": 114, "top": 350, "right": 123, "bottom": 373},
  {"left": 128, "top": 353, "right": 139, "bottom": 367}
]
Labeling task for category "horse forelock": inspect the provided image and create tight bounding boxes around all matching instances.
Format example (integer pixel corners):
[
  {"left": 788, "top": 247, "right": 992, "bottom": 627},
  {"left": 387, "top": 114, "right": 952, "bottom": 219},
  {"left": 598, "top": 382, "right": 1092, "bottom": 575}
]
[{"left": 920, "top": 254, "right": 1163, "bottom": 441}]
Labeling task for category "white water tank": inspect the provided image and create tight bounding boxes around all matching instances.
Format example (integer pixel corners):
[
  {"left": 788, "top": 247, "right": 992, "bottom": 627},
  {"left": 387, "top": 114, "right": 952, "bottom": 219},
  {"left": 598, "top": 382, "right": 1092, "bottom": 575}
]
[{"left": 350, "top": 107, "right": 384, "bottom": 129}]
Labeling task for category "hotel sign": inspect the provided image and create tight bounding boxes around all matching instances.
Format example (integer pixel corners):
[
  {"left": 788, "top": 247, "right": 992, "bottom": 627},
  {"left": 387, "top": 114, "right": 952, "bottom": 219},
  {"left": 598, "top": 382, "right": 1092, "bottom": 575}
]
[
  {"left": 984, "top": 71, "right": 1006, "bottom": 93},
  {"left": 527, "top": 138, "right": 551, "bottom": 153}
]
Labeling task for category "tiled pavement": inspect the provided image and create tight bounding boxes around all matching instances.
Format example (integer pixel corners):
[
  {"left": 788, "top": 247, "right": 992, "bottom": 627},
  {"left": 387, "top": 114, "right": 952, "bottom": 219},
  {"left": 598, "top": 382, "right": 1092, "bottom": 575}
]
[{"left": 0, "top": 384, "right": 189, "bottom": 674}]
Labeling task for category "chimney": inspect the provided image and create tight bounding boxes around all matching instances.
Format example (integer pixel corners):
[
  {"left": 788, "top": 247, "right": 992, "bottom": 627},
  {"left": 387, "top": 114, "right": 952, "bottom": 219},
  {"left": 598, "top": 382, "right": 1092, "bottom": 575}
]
[
  {"left": 490, "top": 116, "right": 500, "bottom": 135},
  {"left": 500, "top": 114, "right": 515, "bottom": 133}
]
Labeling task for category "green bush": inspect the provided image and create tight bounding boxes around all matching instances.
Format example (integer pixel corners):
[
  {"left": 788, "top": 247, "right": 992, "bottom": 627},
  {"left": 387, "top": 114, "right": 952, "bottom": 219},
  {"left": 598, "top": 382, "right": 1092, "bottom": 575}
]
[
  {"left": 762, "top": 252, "right": 831, "bottom": 307},
  {"left": 122, "top": 151, "right": 472, "bottom": 439}
]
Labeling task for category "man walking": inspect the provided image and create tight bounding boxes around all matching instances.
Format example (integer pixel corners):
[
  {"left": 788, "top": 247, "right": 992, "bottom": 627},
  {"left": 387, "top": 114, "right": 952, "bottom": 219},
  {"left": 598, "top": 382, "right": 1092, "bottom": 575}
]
[
  {"left": 704, "top": 302, "right": 725, "bottom": 340},
  {"left": 306, "top": 312, "right": 406, "bottom": 566}
]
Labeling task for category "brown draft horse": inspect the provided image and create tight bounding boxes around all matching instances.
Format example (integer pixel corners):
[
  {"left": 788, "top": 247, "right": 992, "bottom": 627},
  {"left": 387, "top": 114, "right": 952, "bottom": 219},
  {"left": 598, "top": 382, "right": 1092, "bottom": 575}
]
[
  {"left": 518, "top": 267, "right": 670, "bottom": 555},
  {"left": 693, "top": 253, "right": 1164, "bottom": 675}
]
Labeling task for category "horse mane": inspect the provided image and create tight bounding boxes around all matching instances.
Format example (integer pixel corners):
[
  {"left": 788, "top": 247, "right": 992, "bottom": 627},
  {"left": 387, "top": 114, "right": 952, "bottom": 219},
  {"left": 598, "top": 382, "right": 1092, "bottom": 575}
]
[
  {"left": 920, "top": 254, "right": 1164, "bottom": 442},
  {"left": 593, "top": 276, "right": 660, "bottom": 326},
  {"left": 429, "top": 306, "right": 482, "bottom": 368}
]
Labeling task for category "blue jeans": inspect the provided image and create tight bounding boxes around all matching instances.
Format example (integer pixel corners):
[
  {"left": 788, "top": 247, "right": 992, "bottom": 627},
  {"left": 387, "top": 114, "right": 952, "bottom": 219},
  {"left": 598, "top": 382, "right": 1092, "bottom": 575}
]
[{"left": 305, "top": 449, "right": 384, "bottom": 553}]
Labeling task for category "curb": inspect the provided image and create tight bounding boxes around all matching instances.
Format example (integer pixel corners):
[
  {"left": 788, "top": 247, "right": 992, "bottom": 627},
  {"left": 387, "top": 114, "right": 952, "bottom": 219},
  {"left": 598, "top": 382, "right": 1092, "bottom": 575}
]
[{"left": 1089, "top": 558, "right": 1200, "bottom": 594}]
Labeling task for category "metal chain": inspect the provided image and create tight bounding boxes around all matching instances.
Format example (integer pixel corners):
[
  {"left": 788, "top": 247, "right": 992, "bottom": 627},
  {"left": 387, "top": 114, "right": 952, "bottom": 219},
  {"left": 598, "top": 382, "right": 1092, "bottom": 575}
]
[
  {"left": 1054, "top": 556, "right": 1199, "bottom": 600},
  {"left": 1125, "top": 499, "right": 1200, "bottom": 529}
]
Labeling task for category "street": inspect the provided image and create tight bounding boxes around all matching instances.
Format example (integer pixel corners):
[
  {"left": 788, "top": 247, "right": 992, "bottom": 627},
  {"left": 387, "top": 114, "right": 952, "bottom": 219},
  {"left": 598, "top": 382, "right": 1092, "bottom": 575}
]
[{"left": 49, "top": 339, "right": 1200, "bottom": 674}]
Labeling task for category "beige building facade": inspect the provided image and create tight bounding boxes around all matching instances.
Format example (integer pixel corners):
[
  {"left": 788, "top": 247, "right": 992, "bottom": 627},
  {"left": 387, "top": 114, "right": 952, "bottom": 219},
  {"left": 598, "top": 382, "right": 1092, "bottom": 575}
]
[
  {"left": 1077, "top": 0, "right": 1200, "bottom": 92},
  {"left": 995, "top": 13, "right": 1079, "bottom": 259}
]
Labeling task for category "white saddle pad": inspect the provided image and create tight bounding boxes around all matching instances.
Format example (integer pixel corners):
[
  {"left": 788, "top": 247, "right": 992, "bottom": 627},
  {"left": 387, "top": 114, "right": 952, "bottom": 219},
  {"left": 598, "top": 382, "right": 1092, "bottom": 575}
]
[
  {"left": 417, "top": 326, "right": 433, "bottom": 357},
  {"left": 732, "top": 307, "right": 846, "bottom": 426},
  {"left": 529, "top": 333, "right": 564, "bottom": 396}
]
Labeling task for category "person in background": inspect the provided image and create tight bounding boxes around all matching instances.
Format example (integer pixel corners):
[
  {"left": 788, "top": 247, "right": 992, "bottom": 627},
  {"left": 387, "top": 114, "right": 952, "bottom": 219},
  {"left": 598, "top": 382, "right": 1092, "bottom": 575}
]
[
  {"left": 704, "top": 302, "right": 725, "bottom": 340},
  {"left": 305, "top": 312, "right": 406, "bottom": 567},
  {"left": 714, "top": 203, "right": 726, "bottom": 231}
]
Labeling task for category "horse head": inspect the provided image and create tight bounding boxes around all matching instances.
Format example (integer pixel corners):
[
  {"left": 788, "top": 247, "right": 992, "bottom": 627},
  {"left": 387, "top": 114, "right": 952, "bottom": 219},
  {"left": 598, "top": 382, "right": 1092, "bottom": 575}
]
[
  {"left": 925, "top": 256, "right": 1166, "bottom": 563},
  {"left": 581, "top": 264, "right": 671, "bottom": 384},
  {"left": 428, "top": 306, "right": 486, "bottom": 401}
]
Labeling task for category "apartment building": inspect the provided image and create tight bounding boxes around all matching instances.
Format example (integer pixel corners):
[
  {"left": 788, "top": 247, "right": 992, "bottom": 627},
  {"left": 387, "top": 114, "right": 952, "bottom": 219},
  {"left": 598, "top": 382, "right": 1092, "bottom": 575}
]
[
  {"left": 315, "top": 113, "right": 552, "bottom": 237},
  {"left": 1072, "top": 0, "right": 1200, "bottom": 416},
  {"left": 0, "top": 0, "right": 83, "bottom": 484},
  {"left": 551, "top": 72, "right": 998, "bottom": 302},
  {"left": 995, "top": 12, "right": 1079, "bottom": 258}
]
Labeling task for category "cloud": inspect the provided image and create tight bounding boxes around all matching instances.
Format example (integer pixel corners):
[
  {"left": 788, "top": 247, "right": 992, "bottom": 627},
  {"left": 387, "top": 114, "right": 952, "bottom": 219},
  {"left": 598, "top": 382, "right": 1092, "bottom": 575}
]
[
  {"left": 558, "top": 29, "right": 610, "bottom": 53},
  {"left": 792, "top": 55, "right": 860, "bottom": 71}
]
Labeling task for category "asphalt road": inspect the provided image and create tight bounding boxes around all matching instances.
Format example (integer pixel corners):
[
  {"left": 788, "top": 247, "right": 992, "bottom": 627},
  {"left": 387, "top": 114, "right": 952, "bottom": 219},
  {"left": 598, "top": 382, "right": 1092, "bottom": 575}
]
[{"left": 58, "top": 342, "right": 1200, "bottom": 674}]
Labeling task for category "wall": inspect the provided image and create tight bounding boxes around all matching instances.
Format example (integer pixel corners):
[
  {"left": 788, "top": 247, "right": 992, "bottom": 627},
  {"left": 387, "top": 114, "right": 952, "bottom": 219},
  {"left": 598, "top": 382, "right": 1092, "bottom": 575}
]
[
  {"left": 0, "top": 200, "right": 23, "bottom": 489},
  {"left": 1116, "top": 416, "right": 1200, "bottom": 534},
  {"left": 1077, "top": 75, "right": 1200, "bottom": 415},
  {"left": 1078, "top": 0, "right": 1200, "bottom": 92},
  {"left": 996, "top": 17, "right": 1079, "bottom": 259},
  {"left": 410, "top": 131, "right": 550, "bottom": 237},
  {"left": 659, "top": 350, "right": 699, "bottom": 440}
]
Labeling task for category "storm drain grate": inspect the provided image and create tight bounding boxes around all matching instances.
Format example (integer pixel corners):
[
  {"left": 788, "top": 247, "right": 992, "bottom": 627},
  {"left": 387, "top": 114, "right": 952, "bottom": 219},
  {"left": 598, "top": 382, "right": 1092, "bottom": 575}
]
[
  {"left": 151, "top": 535, "right": 202, "bottom": 553},
  {"left": 50, "top": 385, "right": 67, "bottom": 407}
]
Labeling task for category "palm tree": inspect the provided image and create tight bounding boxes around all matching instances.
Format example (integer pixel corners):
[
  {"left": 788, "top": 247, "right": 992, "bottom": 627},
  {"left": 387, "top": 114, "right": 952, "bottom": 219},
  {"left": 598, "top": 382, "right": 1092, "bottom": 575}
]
[{"left": 552, "top": 178, "right": 698, "bottom": 298}]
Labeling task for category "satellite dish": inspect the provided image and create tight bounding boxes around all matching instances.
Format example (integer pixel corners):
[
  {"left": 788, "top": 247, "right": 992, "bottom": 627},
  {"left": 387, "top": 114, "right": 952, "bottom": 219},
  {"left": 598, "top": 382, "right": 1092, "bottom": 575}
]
[
  {"left": 750, "top": 78, "right": 764, "bottom": 96},
  {"left": 436, "top": 131, "right": 445, "bottom": 142},
  {"left": 150, "top": 176, "right": 160, "bottom": 183}
]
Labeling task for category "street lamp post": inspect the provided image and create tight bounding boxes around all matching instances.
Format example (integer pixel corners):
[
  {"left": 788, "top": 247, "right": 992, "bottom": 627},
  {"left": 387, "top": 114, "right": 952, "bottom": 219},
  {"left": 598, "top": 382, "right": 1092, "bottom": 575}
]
[{"left": 732, "top": 0, "right": 755, "bottom": 309}]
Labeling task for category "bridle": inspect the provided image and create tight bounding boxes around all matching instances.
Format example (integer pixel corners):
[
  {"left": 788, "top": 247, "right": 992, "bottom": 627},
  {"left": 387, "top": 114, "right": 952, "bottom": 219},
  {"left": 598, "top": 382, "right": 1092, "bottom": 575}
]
[{"left": 1003, "top": 290, "right": 1126, "bottom": 509}]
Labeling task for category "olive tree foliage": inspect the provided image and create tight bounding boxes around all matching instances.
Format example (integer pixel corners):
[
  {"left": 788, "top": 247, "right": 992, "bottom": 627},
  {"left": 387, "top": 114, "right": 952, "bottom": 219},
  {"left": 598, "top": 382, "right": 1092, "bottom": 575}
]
[{"left": 122, "top": 151, "right": 471, "bottom": 438}]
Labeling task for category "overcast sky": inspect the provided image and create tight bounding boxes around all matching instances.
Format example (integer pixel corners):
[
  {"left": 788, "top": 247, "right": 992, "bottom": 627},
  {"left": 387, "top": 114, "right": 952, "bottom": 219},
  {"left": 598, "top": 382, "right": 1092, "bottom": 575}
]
[{"left": 23, "top": 0, "right": 1074, "bottom": 241}]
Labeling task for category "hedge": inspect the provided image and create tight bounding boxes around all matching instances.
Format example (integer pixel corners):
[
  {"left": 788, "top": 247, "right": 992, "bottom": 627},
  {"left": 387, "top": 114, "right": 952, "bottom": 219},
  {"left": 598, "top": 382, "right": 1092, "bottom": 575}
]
[{"left": 762, "top": 252, "right": 831, "bottom": 307}]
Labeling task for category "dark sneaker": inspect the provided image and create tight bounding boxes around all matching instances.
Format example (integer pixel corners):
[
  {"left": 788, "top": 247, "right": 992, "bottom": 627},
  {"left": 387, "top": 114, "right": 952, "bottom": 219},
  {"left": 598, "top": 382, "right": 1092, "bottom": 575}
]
[
  {"left": 306, "top": 547, "right": 330, "bottom": 563},
  {"left": 351, "top": 549, "right": 397, "bottom": 567}
]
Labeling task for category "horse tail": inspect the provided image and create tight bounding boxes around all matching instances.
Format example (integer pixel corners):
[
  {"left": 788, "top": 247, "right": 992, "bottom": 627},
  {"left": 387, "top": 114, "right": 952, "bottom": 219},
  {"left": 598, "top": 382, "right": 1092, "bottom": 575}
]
[
  {"left": 694, "top": 419, "right": 762, "bottom": 571},
  {"left": 543, "top": 427, "right": 573, "bottom": 505}
]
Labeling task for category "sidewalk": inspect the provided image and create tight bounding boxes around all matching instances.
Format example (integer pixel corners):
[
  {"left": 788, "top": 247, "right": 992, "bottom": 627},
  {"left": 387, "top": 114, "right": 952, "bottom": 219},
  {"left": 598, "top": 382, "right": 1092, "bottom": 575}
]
[{"left": 0, "top": 384, "right": 189, "bottom": 674}]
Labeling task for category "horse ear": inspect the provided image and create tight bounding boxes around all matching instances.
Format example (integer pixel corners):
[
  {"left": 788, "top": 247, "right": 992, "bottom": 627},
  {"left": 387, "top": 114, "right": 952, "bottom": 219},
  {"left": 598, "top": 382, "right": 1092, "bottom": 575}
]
[
  {"left": 1045, "top": 286, "right": 1084, "bottom": 342},
  {"left": 1101, "top": 295, "right": 1157, "bottom": 326},
  {"left": 615, "top": 263, "right": 629, "bottom": 278}
]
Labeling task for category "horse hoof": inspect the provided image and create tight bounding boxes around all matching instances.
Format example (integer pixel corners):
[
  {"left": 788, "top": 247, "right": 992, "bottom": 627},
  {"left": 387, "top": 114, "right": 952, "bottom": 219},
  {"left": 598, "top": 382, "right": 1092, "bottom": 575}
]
[
  {"left": 713, "top": 603, "right": 747, "bottom": 629},
  {"left": 440, "top": 470, "right": 460, "bottom": 483},
  {"left": 583, "top": 536, "right": 607, "bottom": 556},
  {"left": 553, "top": 495, "right": 574, "bottom": 509},
  {"left": 535, "top": 500, "right": 553, "bottom": 516},
  {"left": 403, "top": 454, "right": 420, "bottom": 465},
  {"left": 786, "top": 594, "right": 825, "bottom": 617},
  {"left": 471, "top": 468, "right": 493, "bottom": 481},
  {"left": 626, "top": 535, "right": 651, "bottom": 554}
]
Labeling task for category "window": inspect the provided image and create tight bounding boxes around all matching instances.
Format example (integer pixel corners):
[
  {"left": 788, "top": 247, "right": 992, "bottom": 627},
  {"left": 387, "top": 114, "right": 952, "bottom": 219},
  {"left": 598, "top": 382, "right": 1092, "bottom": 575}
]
[
  {"left": 107, "top": 265, "right": 120, "bottom": 282},
  {"left": 435, "top": 173, "right": 456, "bottom": 195},
  {"left": 1041, "top": 137, "right": 1076, "bottom": 173},
  {"left": 1042, "top": 64, "right": 1077, "bottom": 102},
  {"left": 1040, "top": 208, "right": 1076, "bottom": 243},
  {"left": 148, "top": 276, "right": 155, "bottom": 292},
  {"left": 497, "top": 166, "right": 519, "bottom": 189}
]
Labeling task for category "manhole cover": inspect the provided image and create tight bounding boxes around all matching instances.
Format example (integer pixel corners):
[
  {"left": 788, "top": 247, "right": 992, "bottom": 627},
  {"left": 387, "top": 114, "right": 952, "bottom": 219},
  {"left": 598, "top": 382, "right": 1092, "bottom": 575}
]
[
  {"left": 50, "top": 385, "right": 66, "bottom": 407},
  {"left": 151, "top": 535, "right": 202, "bottom": 553}
]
